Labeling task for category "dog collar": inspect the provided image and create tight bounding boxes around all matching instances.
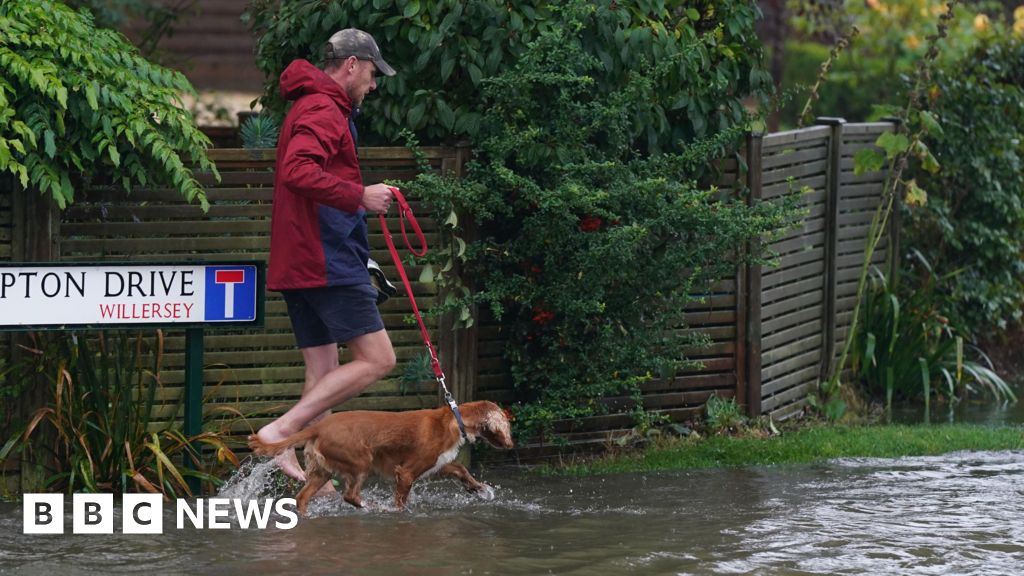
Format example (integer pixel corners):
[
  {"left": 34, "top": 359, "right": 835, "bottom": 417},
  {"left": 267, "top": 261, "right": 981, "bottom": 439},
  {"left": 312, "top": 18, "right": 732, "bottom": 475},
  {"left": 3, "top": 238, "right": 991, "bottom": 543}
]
[{"left": 446, "top": 396, "right": 469, "bottom": 441}]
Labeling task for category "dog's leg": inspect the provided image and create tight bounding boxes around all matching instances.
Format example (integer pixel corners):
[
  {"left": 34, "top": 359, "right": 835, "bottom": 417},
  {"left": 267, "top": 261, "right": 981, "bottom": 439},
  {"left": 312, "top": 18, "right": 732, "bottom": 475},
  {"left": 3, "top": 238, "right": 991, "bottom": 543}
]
[
  {"left": 439, "top": 462, "right": 495, "bottom": 500},
  {"left": 340, "top": 470, "right": 367, "bottom": 509},
  {"left": 393, "top": 466, "right": 415, "bottom": 510},
  {"left": 295, "top": 468, "right": 332, "bottom": 516}
]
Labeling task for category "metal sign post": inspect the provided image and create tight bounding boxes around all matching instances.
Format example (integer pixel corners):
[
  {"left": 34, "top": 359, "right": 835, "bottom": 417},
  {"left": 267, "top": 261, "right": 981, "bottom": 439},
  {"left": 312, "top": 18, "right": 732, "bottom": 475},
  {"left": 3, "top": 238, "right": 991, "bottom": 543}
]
[{"left": 0, "top": 261, "right": 265, "bottom": 495}]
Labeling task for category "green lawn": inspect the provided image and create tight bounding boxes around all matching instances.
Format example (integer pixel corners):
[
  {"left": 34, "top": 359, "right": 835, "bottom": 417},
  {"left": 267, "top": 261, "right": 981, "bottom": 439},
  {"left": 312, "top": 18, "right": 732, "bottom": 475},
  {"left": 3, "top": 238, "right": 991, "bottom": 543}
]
[{"left": 545, "top": 424, "right": 1024, "bottom": 476}]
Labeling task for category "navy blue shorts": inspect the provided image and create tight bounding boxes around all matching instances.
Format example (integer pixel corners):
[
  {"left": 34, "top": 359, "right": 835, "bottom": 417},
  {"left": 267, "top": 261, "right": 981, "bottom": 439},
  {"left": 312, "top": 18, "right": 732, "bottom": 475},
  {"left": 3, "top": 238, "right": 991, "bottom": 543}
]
[{"left": 281, "top": 284, "right": 385, "bottom": 348}]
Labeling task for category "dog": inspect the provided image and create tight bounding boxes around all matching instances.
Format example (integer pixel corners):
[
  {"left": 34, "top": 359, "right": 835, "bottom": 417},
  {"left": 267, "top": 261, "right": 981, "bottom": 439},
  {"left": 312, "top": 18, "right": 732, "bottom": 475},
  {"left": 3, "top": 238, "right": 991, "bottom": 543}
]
[{"left": 248, "top": 400, "right": 514, "bottom": 514}]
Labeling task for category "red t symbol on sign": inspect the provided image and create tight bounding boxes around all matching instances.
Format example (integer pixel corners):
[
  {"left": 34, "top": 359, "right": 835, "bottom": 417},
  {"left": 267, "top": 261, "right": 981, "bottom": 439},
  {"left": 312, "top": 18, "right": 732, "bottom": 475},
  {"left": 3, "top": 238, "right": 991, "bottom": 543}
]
[{"left": 214, "top": 270, "right": 245, "bottom": 318}]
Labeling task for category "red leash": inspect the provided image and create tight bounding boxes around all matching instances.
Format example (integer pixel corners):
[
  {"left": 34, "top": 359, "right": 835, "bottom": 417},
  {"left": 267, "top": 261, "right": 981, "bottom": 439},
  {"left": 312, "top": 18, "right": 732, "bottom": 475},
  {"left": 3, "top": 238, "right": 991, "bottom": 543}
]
[{"left": 381, "top": 186, "right": 466, "bottom": 438}]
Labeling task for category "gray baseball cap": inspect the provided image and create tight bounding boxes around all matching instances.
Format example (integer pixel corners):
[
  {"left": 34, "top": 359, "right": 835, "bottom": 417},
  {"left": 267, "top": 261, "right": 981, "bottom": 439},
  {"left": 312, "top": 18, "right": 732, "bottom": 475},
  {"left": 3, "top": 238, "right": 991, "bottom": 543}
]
[{"left": 324, "top": 28, "right": 396, "bottom": 77}]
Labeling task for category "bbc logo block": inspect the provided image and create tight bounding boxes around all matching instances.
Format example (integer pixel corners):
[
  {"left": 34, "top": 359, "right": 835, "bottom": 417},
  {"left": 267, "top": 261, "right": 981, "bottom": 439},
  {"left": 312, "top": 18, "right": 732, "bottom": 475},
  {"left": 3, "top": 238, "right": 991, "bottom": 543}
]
[
  {"left": 23, "top": 494, "right": 63, "bottom": 534},
  {"left": 72, "top": 493, "right": 113, "bottom": 534}
]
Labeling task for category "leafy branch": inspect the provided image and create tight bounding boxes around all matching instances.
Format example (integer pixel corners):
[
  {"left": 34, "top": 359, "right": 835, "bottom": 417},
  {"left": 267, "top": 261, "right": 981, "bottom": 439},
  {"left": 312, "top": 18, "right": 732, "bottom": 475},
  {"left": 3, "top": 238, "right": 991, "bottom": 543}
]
[{"left": 0, "top": 1, "right": 216, "bottom": 209}]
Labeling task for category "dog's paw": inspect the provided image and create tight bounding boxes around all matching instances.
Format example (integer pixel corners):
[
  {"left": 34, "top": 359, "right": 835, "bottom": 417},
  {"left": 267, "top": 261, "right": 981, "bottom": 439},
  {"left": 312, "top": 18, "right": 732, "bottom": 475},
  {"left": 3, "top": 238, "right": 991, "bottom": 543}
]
[{"left": 474, "top": 484, "right": 496, "bottom": 501}]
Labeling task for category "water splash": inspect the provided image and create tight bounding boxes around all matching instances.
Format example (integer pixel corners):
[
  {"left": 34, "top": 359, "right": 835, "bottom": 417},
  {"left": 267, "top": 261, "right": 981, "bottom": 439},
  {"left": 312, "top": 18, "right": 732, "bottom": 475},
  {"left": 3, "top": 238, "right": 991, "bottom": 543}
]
[{"left": 216, "top": 457, "right": 291, "bottom": 501}]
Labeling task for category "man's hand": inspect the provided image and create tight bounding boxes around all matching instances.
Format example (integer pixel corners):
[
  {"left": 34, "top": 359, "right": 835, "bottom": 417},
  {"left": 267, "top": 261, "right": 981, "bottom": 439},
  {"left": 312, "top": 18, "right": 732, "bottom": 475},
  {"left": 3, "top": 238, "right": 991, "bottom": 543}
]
[{"left": 362, "top": 183, "right": 395, "bottom": 214}]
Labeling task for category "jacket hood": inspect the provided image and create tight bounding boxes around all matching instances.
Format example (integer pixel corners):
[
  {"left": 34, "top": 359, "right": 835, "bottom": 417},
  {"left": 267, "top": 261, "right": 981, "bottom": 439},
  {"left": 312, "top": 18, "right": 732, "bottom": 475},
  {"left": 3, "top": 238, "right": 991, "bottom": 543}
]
[{"left": 279, "top": 59, "right": 352, "bottom": 113}]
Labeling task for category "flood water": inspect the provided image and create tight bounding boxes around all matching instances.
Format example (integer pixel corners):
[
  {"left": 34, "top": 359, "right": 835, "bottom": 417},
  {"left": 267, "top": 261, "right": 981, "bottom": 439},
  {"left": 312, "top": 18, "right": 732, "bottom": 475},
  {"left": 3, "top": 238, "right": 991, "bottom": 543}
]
[{"left": 3, "top": 449, "right": 1024, "bottom": 575}]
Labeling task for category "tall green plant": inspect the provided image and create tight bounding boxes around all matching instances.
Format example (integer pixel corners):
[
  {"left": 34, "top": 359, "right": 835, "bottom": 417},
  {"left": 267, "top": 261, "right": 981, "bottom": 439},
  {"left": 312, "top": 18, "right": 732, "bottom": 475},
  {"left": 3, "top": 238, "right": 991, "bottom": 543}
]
[
  {"left": 0, "top": 1, "right": 216, "bottom": 209},
  {"left": 852, "top": 256, "right": 1016, "bottom": 411},
  {"left": 403, "top": 3, "right": 796, "bottom": 439},
  {"left": 245, "top": 0, "right": 772, "bottom": 151},
  {"left": 1, "top": 332, "right": 237, "bottom": 496}
]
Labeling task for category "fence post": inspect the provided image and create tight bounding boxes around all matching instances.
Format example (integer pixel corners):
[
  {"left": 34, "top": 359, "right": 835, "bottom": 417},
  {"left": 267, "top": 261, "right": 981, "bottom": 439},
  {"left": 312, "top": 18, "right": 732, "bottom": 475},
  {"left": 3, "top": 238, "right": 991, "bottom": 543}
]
[
  {"left": 816, "top": 117, "right": 846, "bottom": 382},
  {"left": 744, "top": 132, "right": 764, "bottom": 417},
  {"left": 438, "top": 146, "right": 478, "bottom": 464}
]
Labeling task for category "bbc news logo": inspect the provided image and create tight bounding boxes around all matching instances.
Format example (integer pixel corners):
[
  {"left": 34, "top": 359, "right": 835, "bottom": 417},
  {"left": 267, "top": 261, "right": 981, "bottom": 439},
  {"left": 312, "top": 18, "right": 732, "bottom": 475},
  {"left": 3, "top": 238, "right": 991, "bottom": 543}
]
[{"left": 23, "top": 494, "right": 298, "bottom": 534}]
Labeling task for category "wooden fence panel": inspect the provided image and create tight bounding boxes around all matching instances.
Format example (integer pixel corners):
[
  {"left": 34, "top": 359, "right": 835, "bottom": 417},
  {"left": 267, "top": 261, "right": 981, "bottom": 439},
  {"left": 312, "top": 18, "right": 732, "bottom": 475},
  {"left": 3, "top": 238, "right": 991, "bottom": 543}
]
[
  {"left": 757, "top": 127, "right": 831, "bottom": 419},
  {"left": 833, "top": 123, "right": 894, "bottom": 365}
]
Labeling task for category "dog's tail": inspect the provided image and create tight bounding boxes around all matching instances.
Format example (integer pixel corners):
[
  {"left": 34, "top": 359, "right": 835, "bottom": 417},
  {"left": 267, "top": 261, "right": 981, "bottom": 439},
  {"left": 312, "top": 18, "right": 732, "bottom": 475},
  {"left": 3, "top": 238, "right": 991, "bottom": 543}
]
[{"left": 247, "top": 427, "right": 318, "bottom": 457}]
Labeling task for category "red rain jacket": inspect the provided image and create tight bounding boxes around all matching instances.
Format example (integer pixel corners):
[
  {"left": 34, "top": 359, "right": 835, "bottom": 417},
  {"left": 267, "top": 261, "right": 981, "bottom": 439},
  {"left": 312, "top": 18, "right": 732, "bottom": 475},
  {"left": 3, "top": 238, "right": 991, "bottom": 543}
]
[{"left": 267, "top": 59, "right": 370, "bottom": 291}]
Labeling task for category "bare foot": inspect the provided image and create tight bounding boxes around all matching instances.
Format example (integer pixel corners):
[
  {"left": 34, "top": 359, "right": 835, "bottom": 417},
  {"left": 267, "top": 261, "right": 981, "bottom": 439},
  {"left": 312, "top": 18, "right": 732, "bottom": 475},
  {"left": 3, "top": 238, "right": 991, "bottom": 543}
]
[
  {"left": 256, "top": 426, "right": 306, "bottom": 482},
  {"left": 315, "top": 481, "right": 337, "bottom": 497}
]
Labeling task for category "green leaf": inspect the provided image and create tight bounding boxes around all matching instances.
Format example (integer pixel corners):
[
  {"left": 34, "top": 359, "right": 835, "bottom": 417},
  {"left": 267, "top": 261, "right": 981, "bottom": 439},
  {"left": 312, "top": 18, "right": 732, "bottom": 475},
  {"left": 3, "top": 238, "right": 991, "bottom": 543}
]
[
  {"left": 59, "top": 171, "right": 73, "bottom": 203},
  {"left": 85, "top": 81, "right": 98, "bottom": 111},
  {"left": 43, "top": 129, "right": 56, "bottom": 158},
  {"left": 436, "top": 98, "right": 455, "bottom": 130},
  {"left": 918, "top": 110, "right": 942, "bottom": 136},
  {"left": 903, "top": 178, "right": 927, "bottom": 207},
  {"left": 440, "top": 56, "right": 456, "bottom": 82},
  {"left": 911, "top": 140, "right": 941, "bottom": 174},
  {"left": 404, "top": 0, "right": 420, "bottom": 18},
  {"left": 408, "top": 102, "right": 426, "bottom": 128},
  {"left": 418, "top": 263, "right": 434, "bottom": 284},
  {"left": 876, "top": 131, "right": 909, "bottom": 159},
  {"left": 107, "top": 144, "right": 120, "bottom": 167},
  {"left": 853, "top": 148, "right": 885, "bottom": 175},
  {"left": 444, "top": 209, "right": 458, "bottom": 227},
  {"left": 467, "top": 63, "right": 482, "bottom": 86}
]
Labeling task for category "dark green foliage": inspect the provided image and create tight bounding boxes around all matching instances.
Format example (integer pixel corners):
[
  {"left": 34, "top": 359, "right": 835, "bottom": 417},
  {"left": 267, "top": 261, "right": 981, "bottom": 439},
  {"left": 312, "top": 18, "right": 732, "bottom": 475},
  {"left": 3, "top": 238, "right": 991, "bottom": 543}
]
[
  {"left": 245, "top": 0, "right": 772, "bottom": 151},
  {"left": 905, "top": 36, "right": 1024, "bottom": 331},
  {"left": 402, "top": 4, "right": 796, "bottom": 439},
  {"left": 0, "top": 1, "right": 216, "bottom": 209}
]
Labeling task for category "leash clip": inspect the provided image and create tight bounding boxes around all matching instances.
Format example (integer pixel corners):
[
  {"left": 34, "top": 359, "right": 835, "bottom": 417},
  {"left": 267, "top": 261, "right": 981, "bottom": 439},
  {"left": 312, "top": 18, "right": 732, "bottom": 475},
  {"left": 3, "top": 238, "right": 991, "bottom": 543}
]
[{"left": 438, "top": 375, "right": 468, "bottom": 441}]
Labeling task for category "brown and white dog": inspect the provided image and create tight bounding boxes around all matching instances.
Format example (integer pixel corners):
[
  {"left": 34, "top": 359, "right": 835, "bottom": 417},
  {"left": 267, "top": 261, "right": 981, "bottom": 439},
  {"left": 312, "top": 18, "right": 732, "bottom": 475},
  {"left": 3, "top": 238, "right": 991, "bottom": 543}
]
[{"left": 248, "top": 400, "right": 514, "bottom": 514}]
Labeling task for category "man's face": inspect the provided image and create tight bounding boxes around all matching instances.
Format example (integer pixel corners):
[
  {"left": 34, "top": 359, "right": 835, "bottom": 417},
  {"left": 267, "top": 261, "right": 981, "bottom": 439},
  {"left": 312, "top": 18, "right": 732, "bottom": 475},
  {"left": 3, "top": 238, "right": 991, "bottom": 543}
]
[{"left": 346, "top": 59, "right": 378, "bottom": 106}]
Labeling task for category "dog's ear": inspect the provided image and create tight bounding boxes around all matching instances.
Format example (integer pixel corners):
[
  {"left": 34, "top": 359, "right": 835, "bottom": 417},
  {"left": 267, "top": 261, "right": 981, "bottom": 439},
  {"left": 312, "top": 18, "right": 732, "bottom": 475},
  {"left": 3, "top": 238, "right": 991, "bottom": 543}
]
[{"left": 502, "top": 408, "right": 515, "bottom": 422}]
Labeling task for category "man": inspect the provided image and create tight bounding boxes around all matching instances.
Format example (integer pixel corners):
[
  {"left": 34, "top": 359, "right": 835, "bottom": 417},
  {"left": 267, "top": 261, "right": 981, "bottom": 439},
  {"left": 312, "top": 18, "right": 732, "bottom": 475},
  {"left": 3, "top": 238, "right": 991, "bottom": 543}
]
[{"left": 258, "top": 29, "right": 397, "bottom": 481}]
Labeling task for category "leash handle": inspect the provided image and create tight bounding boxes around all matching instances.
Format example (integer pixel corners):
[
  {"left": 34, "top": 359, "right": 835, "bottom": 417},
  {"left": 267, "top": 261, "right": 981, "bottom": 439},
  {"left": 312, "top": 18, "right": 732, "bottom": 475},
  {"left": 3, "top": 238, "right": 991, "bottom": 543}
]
[{"left": 390, "top": 186, "right": 427, "bottom": 257}]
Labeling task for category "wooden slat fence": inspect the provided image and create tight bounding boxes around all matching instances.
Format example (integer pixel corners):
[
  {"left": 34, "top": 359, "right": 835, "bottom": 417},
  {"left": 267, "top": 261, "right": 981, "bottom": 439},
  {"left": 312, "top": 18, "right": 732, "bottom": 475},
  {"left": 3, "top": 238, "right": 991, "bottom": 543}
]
[{"left": 1, "top": 119, "right": 896, "bottom": 479}]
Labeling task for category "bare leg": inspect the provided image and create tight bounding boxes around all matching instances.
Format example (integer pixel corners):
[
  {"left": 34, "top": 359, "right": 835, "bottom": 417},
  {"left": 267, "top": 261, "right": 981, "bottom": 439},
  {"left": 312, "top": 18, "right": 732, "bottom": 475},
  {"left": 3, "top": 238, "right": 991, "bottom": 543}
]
[
  {"left": 256, "top": 330, "right": 395, "bottom": 480},
  {"left": 258, "top": 343, "right": 339, "bottom": 481}
]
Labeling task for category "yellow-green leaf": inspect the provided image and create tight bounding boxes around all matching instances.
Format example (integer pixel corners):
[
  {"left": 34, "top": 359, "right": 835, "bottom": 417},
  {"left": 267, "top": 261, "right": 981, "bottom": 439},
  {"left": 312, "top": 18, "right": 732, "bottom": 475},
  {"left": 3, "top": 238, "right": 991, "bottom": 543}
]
[{"left": 419, "top": 263, "right": 435, "bottom": 284}]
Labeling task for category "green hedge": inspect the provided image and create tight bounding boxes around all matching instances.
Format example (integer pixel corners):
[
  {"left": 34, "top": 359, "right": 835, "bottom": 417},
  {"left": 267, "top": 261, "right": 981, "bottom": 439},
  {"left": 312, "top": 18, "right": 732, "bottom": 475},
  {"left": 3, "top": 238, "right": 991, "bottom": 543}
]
[
  {"left": 905, "top": 35, "right": 1024, "bottom": 331},
  {"left": 245, "top": 0, "right": 772, "bottom": 152}
]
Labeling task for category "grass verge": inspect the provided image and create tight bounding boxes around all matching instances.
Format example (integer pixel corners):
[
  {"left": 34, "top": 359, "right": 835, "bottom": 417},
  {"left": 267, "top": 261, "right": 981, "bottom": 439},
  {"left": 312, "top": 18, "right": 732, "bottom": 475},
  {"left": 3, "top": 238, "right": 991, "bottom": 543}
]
[{"left": 544, "top": 424, "right": 1024, "bottom": 476}]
